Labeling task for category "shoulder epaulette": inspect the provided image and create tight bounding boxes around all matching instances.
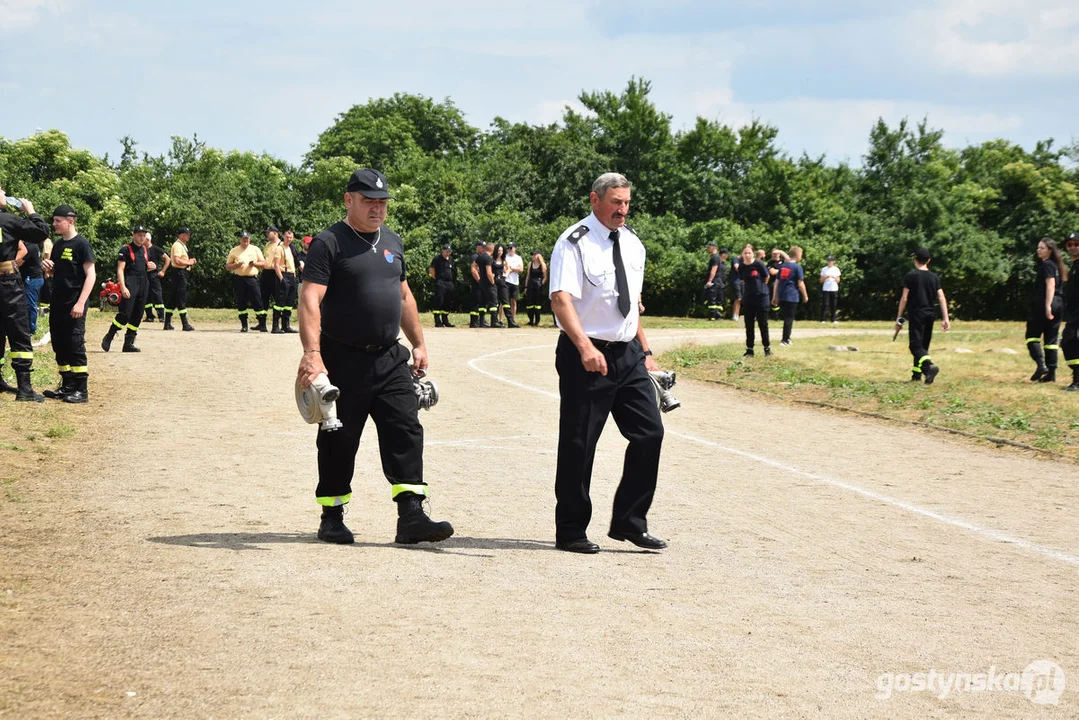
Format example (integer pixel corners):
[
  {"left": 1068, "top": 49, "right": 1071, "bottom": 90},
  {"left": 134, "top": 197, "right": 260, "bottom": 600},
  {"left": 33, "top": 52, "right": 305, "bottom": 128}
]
[{"left": 567, "top": 224, "right": 589, "bottom": 244}]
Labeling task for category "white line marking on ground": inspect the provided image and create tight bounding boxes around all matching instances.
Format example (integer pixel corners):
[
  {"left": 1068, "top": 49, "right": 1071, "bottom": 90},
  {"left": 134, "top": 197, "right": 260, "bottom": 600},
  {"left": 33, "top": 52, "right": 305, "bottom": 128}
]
[{"left": 468, "top": 343, "right": 1079, "bottom": 567}]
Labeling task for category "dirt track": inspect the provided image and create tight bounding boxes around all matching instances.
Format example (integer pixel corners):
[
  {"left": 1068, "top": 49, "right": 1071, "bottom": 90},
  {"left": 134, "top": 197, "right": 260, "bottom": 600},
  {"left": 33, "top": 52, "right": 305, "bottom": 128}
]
[{"left": 2, "top": 317, "right": 1076, "bottom": 718}]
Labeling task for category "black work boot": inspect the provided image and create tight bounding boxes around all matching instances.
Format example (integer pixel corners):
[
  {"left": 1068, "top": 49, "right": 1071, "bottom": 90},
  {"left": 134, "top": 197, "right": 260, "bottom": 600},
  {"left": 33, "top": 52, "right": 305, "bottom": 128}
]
[
  {"left": 442, "top": 314, "right": 454, "bottom": 328},
  {"left": 282, "top": 313, "right": 297, "bottom": 334},
  {"left": 63, "top": 374, "right": 88, "bottom": 404},
  {"left": 271, "top": 310, "right": 283, "bottom": 334},
  {"left": 162, "top": 313, "right": 174, "bottom": 330},
  {"left": 1039, "top": 367, "right": 1057, "bottom": 383},
  {"left": 1066, "top": 367, "right": 1079, "bottom": 392},
  {"left": 14, "top": 370, "right": 44, "bottom": 403},
  {"left": 394, "top": 492, "right": 454, "bottom": 544},
  {"left": 0, "top": 370, "right": 15, "bottom": 394},
  {"left": 256, "top": 314, "right": 268, "bottom": 332},
  {"left": 478, "top": 315, "right": 490, "bottom": 328},
  {"left": 43, "top": 371, "right": 73, "bottom": 400},
  {"left": 434, "top": 313, "right": 444, "bottom": 328},
  {"left": 181, "top": 314, "right": 195, "bottom": 331},
  {"left": 1041, "top": 345, "right": 1058, "bottom": 383},
  {"left": 122, "top": 330, "right": 141, "bottom": 353},
  {"left": 469, "top": 314, "right": 479, "bottom": 328},
  {"left": 1028, "top": 342, "right": 1048, "bottom": 381},
  {"left": 101, "top": 325, "right": 119, "bottom": 352},
  {"left": 240, "top": 315, "right": 249, "bottom": 333},
  {"left": 507, "top": 313, "right": 520, "bottom": 328},
  {"left": 910, "top": 372, "right": 923, "bottom": 382},
  {"left": 923, "top": 362, "right": 940, "bottom": 385},
  {"left": 317, "top": 505, "right": 354, "bottom": 545},
  {"left": 145, "top": 308, "right": 155, "bottom": 323}
]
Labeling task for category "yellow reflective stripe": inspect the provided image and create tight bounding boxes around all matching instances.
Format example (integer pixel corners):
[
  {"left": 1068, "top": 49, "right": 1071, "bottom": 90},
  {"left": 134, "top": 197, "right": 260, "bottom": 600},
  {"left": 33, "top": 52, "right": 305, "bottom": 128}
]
[
  {"left": 1026, "top": 338, "right": 1040, "bottom": 344},
  {"left": 1068, "top": 359, "right": 1079, "bottom": 366},
  {"left": 112, "top": 318, "right": 125, "bottom": 329},
  {"left": 126, "top": 324, "right": 139, "bottom": 331},
  {"left": 57, "top": 364, "right": 71, "bottom": 372},
  {"left": 912, "top": 367, "right": 922, "bottom": 373},
  {"left": 1045, "top": 344, "right": 1060, "bottom": 350},
  {"left": 316, "top": 494, "right": 352, "bottom": 507},
  {"left": 917, "top": 355, "right": 931, "bottom": 366},
  {"left": 390, "top": 484, "right": 428, "bottom": 500},
  {"left": 9, "top": 351, "right": 32, "bottom": 359},
  {"left": 178, "top": 309, "right": 187, "bottom": 314},
  {"left": 69, "top": 366, "right": 89, "bottom": 374}
]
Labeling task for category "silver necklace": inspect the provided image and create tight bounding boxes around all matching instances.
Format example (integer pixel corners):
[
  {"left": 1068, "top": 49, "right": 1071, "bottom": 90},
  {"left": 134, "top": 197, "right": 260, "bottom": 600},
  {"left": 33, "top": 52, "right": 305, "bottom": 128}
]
[{"left": 345, "top": 218, "right": 380, "bottom": 253}]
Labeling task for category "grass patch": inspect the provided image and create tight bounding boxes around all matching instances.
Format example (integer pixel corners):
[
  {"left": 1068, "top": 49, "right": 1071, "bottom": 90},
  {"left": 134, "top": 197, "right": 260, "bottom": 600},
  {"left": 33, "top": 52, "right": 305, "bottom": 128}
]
[
  {"left": 45, "top": 423, "right": 76, "bottom": 439},
  {"left": 660, "top": 321, "right": 1078, "bottom": 459}
]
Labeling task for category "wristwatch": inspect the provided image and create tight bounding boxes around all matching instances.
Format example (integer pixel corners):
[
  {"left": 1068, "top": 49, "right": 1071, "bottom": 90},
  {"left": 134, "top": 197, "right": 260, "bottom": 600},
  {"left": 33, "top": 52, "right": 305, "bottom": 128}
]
[{"left": 643, "top": 349, "right": 653, "bottom": 357}]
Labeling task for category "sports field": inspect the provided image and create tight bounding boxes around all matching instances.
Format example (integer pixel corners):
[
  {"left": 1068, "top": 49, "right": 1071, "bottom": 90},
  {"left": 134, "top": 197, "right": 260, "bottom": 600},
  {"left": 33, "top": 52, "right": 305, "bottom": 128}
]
[{"left": 1, "top": 316, "right": 1074, "bottom": 718}]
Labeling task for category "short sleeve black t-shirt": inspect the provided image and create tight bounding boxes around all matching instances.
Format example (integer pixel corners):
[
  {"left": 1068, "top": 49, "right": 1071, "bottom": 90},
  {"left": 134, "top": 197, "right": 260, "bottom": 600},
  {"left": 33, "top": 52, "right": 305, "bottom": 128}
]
[
  {"left": 146, "top": 244, "right": 167, "bottom": 274},
  {"left": 476, "top": 252, "right": 493, "bottom": 287},
  {"left": 21, "top": 241, "right": 43, "bottom": 279},
  {"left": 304, "top": 222, "right": 406, "bottom": 347},
  {"left": 766, "top": 259, "right": 783, "bottom": 286},
  {"left": 731, "top": 257, "right": 742, "bottom": 285},
  {"left": 738, "top": 260, "right": 771, "bottom": 308},
  {"left": 51, "top": 234, "right": 95, "bottom": 303},
  {"left": 904, "top": 269, "right": 942, "bottom": 316},
  {"left": 1065, "top": 258, "right": 1079, "bottom": 322},
  {"left": 706, "top": 254, "right": 723, "bottom": 284},
  {"left": 118, "top": 243, "right": 149, "bottom": 274},
  {"left": 430, "top": 254, "right": 455, "bottom": 282},
  {"left": 1032, "top": 259, "right": 1062, "bottom": 307}
]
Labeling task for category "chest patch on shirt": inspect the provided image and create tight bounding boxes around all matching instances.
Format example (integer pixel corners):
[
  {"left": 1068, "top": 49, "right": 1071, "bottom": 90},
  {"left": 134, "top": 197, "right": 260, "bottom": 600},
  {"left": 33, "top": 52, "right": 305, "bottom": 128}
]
[{"left": 383, "top": 249, "right": 395, "bottom": 263}]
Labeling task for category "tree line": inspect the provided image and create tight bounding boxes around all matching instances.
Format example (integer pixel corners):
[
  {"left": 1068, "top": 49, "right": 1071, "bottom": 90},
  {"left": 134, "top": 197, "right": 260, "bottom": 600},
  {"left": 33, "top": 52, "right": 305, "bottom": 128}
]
[{"left": 1, "top": 78, "right": 1076, "bottom": 318}]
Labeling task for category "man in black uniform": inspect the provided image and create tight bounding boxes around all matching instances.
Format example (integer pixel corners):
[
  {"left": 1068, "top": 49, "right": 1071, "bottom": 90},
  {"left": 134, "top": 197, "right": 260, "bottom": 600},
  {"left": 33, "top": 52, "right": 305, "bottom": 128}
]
[
  {"left": 102, "top": 226, "right": 154, "bottom": 353},
  {"left": 297, "top": 168, "right": 453, "bottom": 546},
  {"left": 428, "top": 243, "right": 456, "bottom": 327},
  {"left": 479, "top": 241, "right": 498, "bottom": 327},
  {"left": 273, "top": 229, "right": 299, "bottom": 334},
  {"left": 703, "top": 241, "right": 726, "bottom": 320},
  {"left": 0, "top": 186, "right": 50, "bottom": 402},
  {"left": 1061, "top": 232, "right": 1079, "bottom": 392},
  {"left": 468, "top": 239, "right": 487, "bottom": 327},
  {"left": 165, "top": 227, "right": 196, "bottom": 331},
  {"left": 144, "top": 234, "right": 171, "bottom": 323},
  {"left": 896, "top": 247, "right": 950, "bottom": 383},
  {"left": 41, "top": 205, "right": 95, "bottom": 403}
]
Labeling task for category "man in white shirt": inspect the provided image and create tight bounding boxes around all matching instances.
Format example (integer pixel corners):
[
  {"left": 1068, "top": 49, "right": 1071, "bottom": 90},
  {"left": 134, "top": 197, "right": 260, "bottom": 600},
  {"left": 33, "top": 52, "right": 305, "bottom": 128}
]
[
  {"left": 504, "top": 242, "right": 524, "bottom": 328},
  {"left": 548, "top": 172, "right": 667, "bottom": 554},
  {"left": 820, "top": 255, "right": 841, "bottom": 323}
]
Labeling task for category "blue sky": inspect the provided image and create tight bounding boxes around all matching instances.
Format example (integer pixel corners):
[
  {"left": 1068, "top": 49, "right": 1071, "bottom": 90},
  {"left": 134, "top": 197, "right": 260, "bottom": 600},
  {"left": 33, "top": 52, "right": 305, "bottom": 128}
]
[{"left": 2, "top": 0, "right": 1076, "bottom": 165}]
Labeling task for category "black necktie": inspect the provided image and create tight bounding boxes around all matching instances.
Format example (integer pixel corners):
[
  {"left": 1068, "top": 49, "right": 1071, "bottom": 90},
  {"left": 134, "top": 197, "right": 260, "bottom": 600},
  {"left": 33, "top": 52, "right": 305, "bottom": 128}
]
[{"left": 609, "top": 230, "right": 631, "bottom": 317}]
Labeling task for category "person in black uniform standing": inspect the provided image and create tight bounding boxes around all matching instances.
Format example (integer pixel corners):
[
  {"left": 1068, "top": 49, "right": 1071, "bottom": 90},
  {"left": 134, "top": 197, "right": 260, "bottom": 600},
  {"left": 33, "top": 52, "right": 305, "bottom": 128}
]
[
  {"left": 737, "top": 244, "right": 772, "bottom": 357},
  {"left": 225, "top": 231, "right": 267, "bottom": 332},
  {"left": 549, "top": 172, "right": 667, "bottom": 554},
  {"left": 1025, "top": 237, "right": 1066, "bottom": 383},
  {"left": 0, "top": 186, "right": 50, "bottom": 401},
  {"left": 491, "top": 243, "right": 507, "bottom": 328},
  {"left": 144, "top": 234, "right": 171, "bottom": 323},
  {"left": 102, "top": 226, "right": 154, "bottom": 353},
  {"left": 1060, "top": 233, "right": 1079, "bottom": 391},
  {"left": 524, "top": 249, "right": 547, "bottom": 326},
  {"left": 297, "top": 168, "right": 453, "bottom": 546},
  {"left": 703, "top": 241, "right": 726, "bottom": 320},
  {"left": 428, "top": 243, "right": 456, "bottom": 327},
  {"left": 470, "top": 240, "right": 494, "bottom": 328},
  {"left": 41, "top": 205, "right": 95, "bottom": 403},
  {"left": 164, "top": 227, "right": 196, "bottom": 331},
  {"left": 896, "top": 247, "right": 950, "bottom": 383}
]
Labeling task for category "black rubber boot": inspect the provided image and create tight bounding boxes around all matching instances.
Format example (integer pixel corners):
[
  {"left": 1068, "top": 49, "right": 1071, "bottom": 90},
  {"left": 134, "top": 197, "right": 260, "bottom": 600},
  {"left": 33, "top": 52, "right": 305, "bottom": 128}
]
[
  {"left": 910, "top": 372, "right": 923, "bottom": 382},
  {"left": 490, "top": 312, "right": 504, "bottom": 328},
  {"left": 122, "top": 330, "right": 141, "bottom": 353},
  {"left": 162, "top": 313, "right": 174, "bottom": 330},
  {"left": 317, "top": 505, "right": 354, "bottom": 544},
  {"left": 240, "top": 315, "right": 249, "bottom": 333},
  {"left": 478, "top": 315, "right": 490, "bottom": 328},
  {"left": 43, "top": 371, "right": 73, "bottom": 400},
  {"left": 743, "top": 347, "right": 754, "bottom": 357},
  {"left": 1028, "top": 342, "right": 1048, "bottom": 381},
  {"left": 1039, "top": 368, "right": 1056, "bottom": 383},
  {"left": 63, "top": 374, "right": 88, "bottom": 404},
  {"left": 394, "top": 492, "right": 454, "bottom": 544},
  {"left": 181, "top": 314, "right": 195, "bottom": 331},
  {"left": 469, "top": 314, "right": 479, "bottom": 328},
  {"left": 14, "top": 370, "right": 44, "bottom": 403},
  {"left": 271, "top": 310, "right": 283, "bottom": 334},
  {"left": 282, "top": 313, "right": 298, "bottom": 334},
  {"left": 434, "top": 313, "right": 444, "bottom": 328},
  {"left": 256, "top": 314, "right": 268, "bottom": 332},
  {"left": 0, "top": 370, "right": 16, "bottom": 394},
  {"left": 506, "top": 308, "right": 520, "bottom": 328},
  {"left": 1066, "top": 367, "right": 1079, "bottom": 392},
  {"left": 923, "top": 362, "right": 940, "bottom": 385},
  {"left": 101, "top": 326, "right": 118, "bottom": 352},
  {"left": 145, "top": 308, "right": 155, "bottom": 322},
  {"left": 1042, "top": 344, "right": 1059, "bottom": 382},
  {"left": 442, "top": 314, "right": 454, "bottom": 328}
]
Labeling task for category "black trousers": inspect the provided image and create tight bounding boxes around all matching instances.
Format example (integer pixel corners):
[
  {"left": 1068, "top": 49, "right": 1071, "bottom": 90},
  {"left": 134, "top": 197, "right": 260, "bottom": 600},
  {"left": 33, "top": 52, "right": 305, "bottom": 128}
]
[
  {"left": 315, "top": 337, "right": 425, "bottom": 504},
  {"left": 908, "top": 311, "right": 934, "bottom": 373},
  {"left": 821, "top": 291, "right": 838, "bottom": 322},
  {"left": 233, "top": 276, "right": 263, "bottom": 315},
  {"left": 111, "top": 276, "right": 147, "bottom": 333},
  {"left": 275, "top": 272, "right": 298, "bottom": 312},
  {"left": 526, "top": 281, "right": 544, "bottom": 312},
  {"left": 743, "top": 303, "right": 770, "bottom": 349},
  {"left": 1026, "top": 300, "right": 1063, "bottom": 368},
  {"left": 780, "top": 300, "right": 798, "bottom": 342},
  {"left": 146, "top": 273, "right": 165, "bottom": 316},
  {"left": 0, "top": 273, "right": 33, "bottom": 372},
  {"left": 169, "top": 270, "right": 189, "bottom": 314},
  {"left": 554, "top": 334, "right": 664, "bottom": 542},
  {"left": 481, "top": 284, "right": 497, "bottom": 313},
  {"left": 50, "top": 297, "right": 88, "bottom": 375},
  {"left": 260, "top": 271, "right": 278, "bottom": 314},
  {"left": 704, "top": 283, "right": 725, "bottom": 317},
  {"left": 432, "top": 280, "right": 454, "bottom": 314},
  {"left": 496, "top": 279, "right": 509, "bottom": 311},
  {"left": 1062, "top": 320, "right": 1079, "bottom": 372},
  {"left": 470, "top": 284, "right": 482, "bottom": 317}
]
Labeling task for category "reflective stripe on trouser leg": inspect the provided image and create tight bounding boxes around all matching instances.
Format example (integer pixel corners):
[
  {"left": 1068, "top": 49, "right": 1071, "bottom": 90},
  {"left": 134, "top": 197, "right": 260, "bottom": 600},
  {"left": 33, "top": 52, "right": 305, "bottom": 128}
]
[
  {"left": 391, "top": 484, "right": 428, "bottom": 500},
  {"left": 316, "top": 493, "right": 352, "bottom": 507},
  {"left": 1026, "top": 338, "right": 1040, "bottom": 343},
  {"left": 69, "top": 366, "right": 88, "bottom": 374}
]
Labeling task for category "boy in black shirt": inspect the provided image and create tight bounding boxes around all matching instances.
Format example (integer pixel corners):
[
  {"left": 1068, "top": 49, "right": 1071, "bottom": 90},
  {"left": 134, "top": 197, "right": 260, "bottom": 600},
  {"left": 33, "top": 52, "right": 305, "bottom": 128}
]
[
  {"left": 42, "top": 205, "right": 96, "bottom": 402},
  {"left": 895, "top": 248, "right": 950, "bottom": 384}
]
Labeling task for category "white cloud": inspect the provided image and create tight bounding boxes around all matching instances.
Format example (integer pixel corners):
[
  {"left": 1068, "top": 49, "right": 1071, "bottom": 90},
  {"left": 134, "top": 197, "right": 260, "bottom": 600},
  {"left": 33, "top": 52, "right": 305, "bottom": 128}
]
[{"left": 0, "top": 0, "right": 67, "bottom": 31}]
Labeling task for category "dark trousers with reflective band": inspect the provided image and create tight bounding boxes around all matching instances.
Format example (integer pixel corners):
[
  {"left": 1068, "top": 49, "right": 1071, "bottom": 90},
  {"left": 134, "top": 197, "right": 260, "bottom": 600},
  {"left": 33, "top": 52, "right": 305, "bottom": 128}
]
[
  {"left": 821, "top": 290, "right": 838, "bottom": 322},
  {"left": 1062, "top": 321, "right": 1079, "bottom": 372},
  {"left": 743, "top": 304, "right": 770, "bottom": 349},
  {"left": 112, "top": 276, "right": 147, "bottom": 332},
  {"left": 432, "top": 280, "right": 454, "bottom": 320},
  {"left": 0, "top": 273, "right": 34, "bottom": 371},
  {"left": 908, "top": 311, "right": 934, "bottom": 374},
  {"left": 146, "top": 274, "right": 165, "bottom": 317},
  {"left": 704, "top": 283, "right": 724, "bottom": 317},
  {"left": 780, "top": 300, "right": 798, "bottom": 342},
  {"left": 275, "top": 272, "right": 297, "bottom": 313},
  {"left": 260, "top": 272, "right": 278, "bottom": 314},
  {"left": 1026, "top": 300, "right": 1063, "bottom": 369},
  {"left": 481, "top": 285, "right": 497, "bottom": 314},
  {"left": 554, "top": 334, "right": 664, "bottom": 542},
  {"left": 526, "top": 281, "right": 544, "bottom": 316},
  {"left": 315, "top": 337, "right": 425, "bottom": 506},
  {"left": 169, "top": 270, "right": 189, "bottom": 314},
  {"left": 50, "top": 297, "right": 88, "bottom": 376},
  {"left": 233, "top": 276, "right": 263, "bottom": 316}
]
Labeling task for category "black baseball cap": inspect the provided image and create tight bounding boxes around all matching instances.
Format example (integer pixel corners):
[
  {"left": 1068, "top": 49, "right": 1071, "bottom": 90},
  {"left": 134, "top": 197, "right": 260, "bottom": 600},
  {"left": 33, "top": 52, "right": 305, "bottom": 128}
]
[
  {"left": 1066, "top": 232, "right": 1078, "bottom": 243},
  {"left": 53, "top": 204, "right": 77, "bottom": 218},
  {"left": 913, "top": 248, "right": 931, "bottom": 262},
  {"left": 346, "top": 168, "right": 392, "bottom": 198},
  {"left": 475, "top": 240, "right": 485, "bottom": 247},
  {"left": 441, "top": 243, "right": 452, "bottom": 250},
  {"left": 177, "top": 226, "right": 191, "bottom": 235},
  {"left": 265, "top": 225, "right": 279, "bottom": 233},
  {"left": 509, "top": 242, "right": 517, "bottom": 248},
  {"left": 132, "top": 225, "right": 149, "bottom": 233},
  {"left": 706, "top": 241, "right": 717, "bottom": 248},
  {"left": 719, "top": 247, "right": 729, "bottom": 254},
  {"left": 238, "top": 230, "right": 251, "bottom": 238},
  {"left": 826, "top": 255, "right": 836, "bottom": 261}
]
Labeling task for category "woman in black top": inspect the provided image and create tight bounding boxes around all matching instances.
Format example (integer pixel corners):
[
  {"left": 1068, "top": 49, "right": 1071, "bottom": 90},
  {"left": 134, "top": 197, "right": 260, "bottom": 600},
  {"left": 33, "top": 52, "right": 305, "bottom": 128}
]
[
  {"left": 1026, "top": 237, "right": 1067, "bottom": 383},
  {"left": 492, "top": 243, "right": 507, "bottom": 328},
  {"left": 737, "top": 244, "right": 771, "bottom": 357}
]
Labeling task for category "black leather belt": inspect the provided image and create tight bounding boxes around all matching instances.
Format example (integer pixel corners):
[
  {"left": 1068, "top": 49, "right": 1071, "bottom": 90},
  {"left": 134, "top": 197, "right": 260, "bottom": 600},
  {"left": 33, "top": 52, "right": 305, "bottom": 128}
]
[
  {"left": 360, "top": 342, "right": 395, "bottom": 354},
  {"left": 560, "top": 332, "right": 628, "bottom": 351}
]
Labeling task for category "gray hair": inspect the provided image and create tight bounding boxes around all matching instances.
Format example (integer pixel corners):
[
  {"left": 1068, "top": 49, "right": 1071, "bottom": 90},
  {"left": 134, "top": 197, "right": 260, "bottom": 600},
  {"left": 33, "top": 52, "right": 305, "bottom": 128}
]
[{"left": 592, "top": 172, "right": 631, "bottom": 198}]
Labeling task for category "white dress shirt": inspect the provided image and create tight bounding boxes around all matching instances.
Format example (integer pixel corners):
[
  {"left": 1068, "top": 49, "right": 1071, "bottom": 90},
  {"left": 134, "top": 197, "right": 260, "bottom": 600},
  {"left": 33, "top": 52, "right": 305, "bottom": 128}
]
[{"left": 549, "top": 212, "right": 645, "bottom": 342}]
